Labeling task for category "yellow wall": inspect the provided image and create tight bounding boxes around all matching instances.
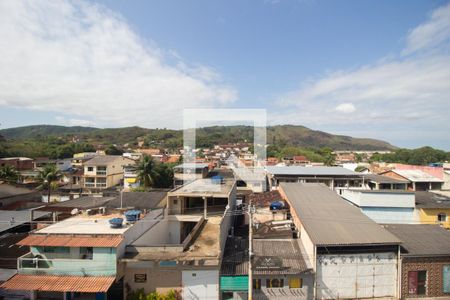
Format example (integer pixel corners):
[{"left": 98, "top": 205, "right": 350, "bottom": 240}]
[{"left": 418, "top": 208, "right": 450, "bottom": 229}]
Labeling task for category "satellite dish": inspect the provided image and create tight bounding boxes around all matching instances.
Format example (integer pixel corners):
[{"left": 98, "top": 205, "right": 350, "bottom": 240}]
[{"left": 71, "top": 208, "right": 79, "bottom": 215}]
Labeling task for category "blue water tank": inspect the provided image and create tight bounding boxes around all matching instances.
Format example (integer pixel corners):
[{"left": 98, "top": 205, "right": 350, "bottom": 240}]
[
  {"left": 270, "top": 201, "right": 285, "bottom": 210},
  {"left": 124, "top": 210, "right": 142, "bottom": 222},
  {"left": 109, "top": 217, "right": 123, "bottom": 228}
]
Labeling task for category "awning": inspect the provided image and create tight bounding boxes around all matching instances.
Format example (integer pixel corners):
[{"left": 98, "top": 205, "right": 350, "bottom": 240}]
[
  {"left": 18, "top": 234, "right": 123, "bottom": 247},
  {"left": 126, "top": 178, "right": 137, "bottom": 183},
  {"left": 1, "top": 275, "right": 115, "bottom": 292}
]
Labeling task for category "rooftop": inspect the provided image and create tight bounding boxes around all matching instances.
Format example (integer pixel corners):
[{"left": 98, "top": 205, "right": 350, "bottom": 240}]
[
  {"left": 362, "top": 174, "right": 409, "bottom": 184},
  {"left": 169, "top": 179, "right": 235, "bottom": 197},
  {"left": 39, "top": 196, "right": 115, "bottom": 212},
  {"left": 36, "top": 213, "right": 139, "bottom": 235},
  {"left": 0, "top": 184, "right": 37, "bottom": 199},
  {"left": 0, "top": 210, "right": 50, "bottom": 233},
  {"left": 415, "top": 191, "right": 450, "bottom": 209},
  {"left": 280, "top": 183, "right": 401, "bottom": 246},
  {"left": 174, "top": 163, "right": 209, "bottom": 170},
  {"left": 84, "top": 155, "right": 134, "bottom": 166},
  {"left": 266, "top": 166, "right": 359, "bottom": 177},
  {"left": 383, "top": 224, "right": 450, "bottom": 256},
  {"left": 382, "top": 169, "right": 443, "bottom": 182},
  {"left": 17, "top": 234, "right": 123, "bottom": 248},
  {"left": 106, "top": 191, "right": 168, "bottom": 210}
]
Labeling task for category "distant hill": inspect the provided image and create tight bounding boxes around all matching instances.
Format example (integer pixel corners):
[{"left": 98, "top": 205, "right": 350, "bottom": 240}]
[{"left": 0, "top": 124, "right": 396, "bottom": 151}]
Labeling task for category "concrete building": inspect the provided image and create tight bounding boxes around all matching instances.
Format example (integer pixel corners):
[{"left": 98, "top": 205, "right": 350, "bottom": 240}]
[
  {"left": 383, "top": 224, "right": 450, "bottom": 299},
  {"left": 1, "top": 209, "right": 159, "bottom": 300},
  {"left": 342, "top": 189, "right": 416, "bottom": 224},
  {"left": 361, "top": 173, "right": 409, "bottom": 190},
  {"left": 0, "top": 157, "right": 34, "bottom": 171},
  {"left": 82, "top": 155, "right": 135, "bottom": 192},
  {"left": 380, "top": 169, "right": 444, "bottom": 191},
  {"left": 266, "top": 166, "right": 363, "bottom": 191},
  {"left": 415, "top": 191, "right": 450, "bottom": 229},
  {"left": 279, "top": 183, "right": 401, "bottom": 299},
  {"left": 173, "top": 163, "right": 210, "bottom": 187},
  {"left": 122, "top": 178, "right": 236, "bottom": 299}
]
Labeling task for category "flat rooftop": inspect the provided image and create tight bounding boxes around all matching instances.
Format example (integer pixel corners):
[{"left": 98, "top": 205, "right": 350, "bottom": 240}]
[
  {"left": 124, "top": 216, "right": 222, "bottom": 262},
  {"left": 36, "top": 213, "right": 136, "bottom": 235},
  {"left": 266, "top": 166, "right": 360, "bottom": 177},
  {"left": 0, "top": 210, "right": 51, "bottom": 233},
  {"left": 169, "top": 179, "right": 235, "bottom": 197},
  {"left": 280, "top": 183, "right": 401, "bottom": 247}
]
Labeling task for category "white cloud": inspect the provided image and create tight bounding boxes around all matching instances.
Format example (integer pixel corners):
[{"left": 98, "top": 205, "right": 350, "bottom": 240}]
[
  {"left": 271, "top": 3, "right": 450, "bottom": 147},
  {"left": 335, "top": 103, "right": 355, "bottom": 113},
  {"left": 0, "top": 0, "right": 237, "bottom": 128},
  {"left": 403, "top": 3, "right": 450, "bottom": 55},
  {"left": 55, "top": 116, "right": 95, "bottom": 127}
]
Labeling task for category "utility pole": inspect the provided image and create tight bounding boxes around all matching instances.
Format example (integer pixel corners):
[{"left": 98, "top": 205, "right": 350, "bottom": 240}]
[{"left": 248, "top": 204, "right": 255, "bottom": 300}]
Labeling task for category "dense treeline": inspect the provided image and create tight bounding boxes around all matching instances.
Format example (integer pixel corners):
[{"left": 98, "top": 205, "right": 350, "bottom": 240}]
[{"left": 370, "top": 147, "right": 450, "bottom": 165}]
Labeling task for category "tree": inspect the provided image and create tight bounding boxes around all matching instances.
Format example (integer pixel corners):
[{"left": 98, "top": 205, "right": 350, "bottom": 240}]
[
  {"left": 152, "top": 163, "right": 174, "bottom": 188},
  {"left": 136, "top": 155, "right": 158, "bottom": 188},
  {"left": 105, "top": 144, "right": 123, "bottom": 155},
  {"left": 0, "top": 165, "right": 19, "bottom": 183},
  {"left": 36, "top": 165, "right": 62, "bottom": 202}
]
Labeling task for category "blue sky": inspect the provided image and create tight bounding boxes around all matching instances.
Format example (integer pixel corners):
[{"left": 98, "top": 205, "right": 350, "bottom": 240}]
[{"left": 0, "top": 0, "right": 449, "bottom": 149}]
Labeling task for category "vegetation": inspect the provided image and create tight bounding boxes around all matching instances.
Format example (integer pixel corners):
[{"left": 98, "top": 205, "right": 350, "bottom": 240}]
[
  {"left": 136, "top": 156, "right": 174, "bottom": 189},
  {"left": 36, "top": 165, "right": 62, "bottom": 202},
  {"left": 0, "top": 165, "right": 19, "bottom": 183},
  {"left": 127, "top": 288, "right": 179, "bottom": 300},
  {"left": 370, "top": 147, "right": 450, "bottom": 165}
]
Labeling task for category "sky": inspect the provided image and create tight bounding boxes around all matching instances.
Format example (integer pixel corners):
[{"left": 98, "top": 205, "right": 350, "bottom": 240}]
[{"left": 0, "top": 0, "right": 450, "bottom": 149}]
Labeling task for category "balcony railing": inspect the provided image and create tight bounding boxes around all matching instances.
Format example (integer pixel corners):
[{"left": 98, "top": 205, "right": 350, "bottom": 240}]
[
  {"left": 18, "top": 253, "right": 116, "bottom": 276},
  {"left": 84, "top": 182, "right": 96, "bottom": 188},
  {"left": 96, "top": 171, "right": 107, "bottom": 176}
]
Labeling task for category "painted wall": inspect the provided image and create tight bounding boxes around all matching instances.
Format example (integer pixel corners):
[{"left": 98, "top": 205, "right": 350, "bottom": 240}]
[
  {"left": 253, "top": 274, "right": 314, "bottom": 300},
  {"left": 316, "top": 252, "right": 398, "bottom": 299},
  {"left": 342, "top": 190, "right": 415, "bottom": 208},
  {"left": 182, "top": 270, "right": 219, "bottom": 300},
  {"left": 417, "top": 208, "right": 450, "bottom": 229},
  {"left": 361, "top": 207, "right": 415, "bottom": 224},
  {"left": 21, "top": 246, "right": 117, "bottom": 276}
]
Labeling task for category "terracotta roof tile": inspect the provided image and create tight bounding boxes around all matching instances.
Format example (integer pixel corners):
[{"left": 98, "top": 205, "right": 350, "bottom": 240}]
[
  {"left": 1, "top": 274, "right": 115, "bottom": 292},
  {"left": 17, "top": 234, "right": 123, "bottom": 247}
]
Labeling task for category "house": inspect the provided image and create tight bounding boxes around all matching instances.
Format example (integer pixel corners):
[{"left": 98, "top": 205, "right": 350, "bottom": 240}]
[
  {"left": 341, "top": 189, "right": 416, "bottom": 224},
  {"left": 443, "top": 163, "right": 450, "bottom": 190},
  {"left": 292, "top": 155, "right": 310, "bottom": 166},
  {"left": 106, "top": 191, "right": 168, "bottom": 210},
  {"left": 279, "top": 183, "right": 401, "bottom": 299},
  {"left": 383, "top": 224, "right": 450, "bottom": 299},
  {"left": 121, "top": 179, "right": 235, "bottom": 299},
  {"left": 0, "top": 157, "right": 34, "bottom": 171},
  {"left": 361, "top": 173, "right": 409, "bottom": 190},
  {"left": 172, "top": 163, "right": 210, "bottom": 187},
  {"left": 380, "top": 169, "right": 443, "bottom": 191},
  {"left": 123, "top": 165, "right": 138, "bottom": 190},
  {"left": 0, "top": 209, "right": 159, "bottom": 300},
  {"left": 0, "top": 184, "right": 42, "bottom": 209},
  {"left": 266, "top": 166, "right": 363, "bottom": 191},
  {"left": 82, "top": 155, "right": 136, "bottom": 192},
  {"left": 415, "top": 191, "right": 450, "bottom": 229}
]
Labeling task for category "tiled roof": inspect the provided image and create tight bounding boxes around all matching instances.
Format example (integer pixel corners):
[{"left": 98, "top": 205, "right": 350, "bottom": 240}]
[
  {"left": 253, "top": 239, "right": 310, "bottom": 275},
  {"left": 1, "top": 275, "right": 115, "bottom": 292},
  {"left": 383, "top": 169, "right": 443, "bottom": 182},
  {"left": 266, "top": 166, "right": 359, "bottom": 176},
  {"left": 84, "top": 155, "right": 134, "bottom": 166},
  {"left": 17, "top": 234, "right": 123, "bottom": 247},
  {"left": 248, "top": 190, "right": 284, "bottom": 208},
  {"left": 362, "top": 174, "right": 409, "bottom": 184}
]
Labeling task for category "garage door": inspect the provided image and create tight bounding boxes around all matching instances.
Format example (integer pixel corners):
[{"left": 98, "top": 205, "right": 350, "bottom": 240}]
[{"left": 316, "top": 252, "right": 397, "bottom": 299}]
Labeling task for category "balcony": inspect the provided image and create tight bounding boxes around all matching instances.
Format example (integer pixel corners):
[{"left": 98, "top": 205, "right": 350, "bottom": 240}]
[
  {"left": 96, "top": 171, "right": 107, "bottom": 176},
  {"left": 18, "top": 253, "right": 116, "bottom": 276}
]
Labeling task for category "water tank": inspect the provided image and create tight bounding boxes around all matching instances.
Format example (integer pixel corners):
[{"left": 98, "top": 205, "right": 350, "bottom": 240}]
[
  {"left": 124, "top": 210, "right": 142, "bottom": 223},
  {"left": 109, "top": 217, "right": 124, "bottom": 228},
  {"left": 269, "top": 201, "right": 285, "bottom": 211}
]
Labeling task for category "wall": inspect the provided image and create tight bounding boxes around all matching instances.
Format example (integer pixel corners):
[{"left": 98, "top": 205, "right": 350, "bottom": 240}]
[
  {"left": 182, "top": 270, "right": 219, "bottom": 300},
  {"left": 316, "top": 252, "right": 398, "bottom": 299},
  {"left": 253, "top": 274, "right": 314, "bottom": 300},
  {"left": 401, "top": 256, "right": 450, "bottom": 298},
  {"left": 23, "top": 246, "right": 117, "bottom": 276},
  {"left": 362, "top": 207, "right": 415, "bottom": 224},
  {"left": 417, "top": 208, "right": 450, "bottom": 229},
  {"left": 342, "top": 190, "right": 415, "bottom": 208}
]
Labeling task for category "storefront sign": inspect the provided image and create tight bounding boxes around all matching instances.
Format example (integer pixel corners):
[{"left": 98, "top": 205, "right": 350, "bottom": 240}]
[{"left": 254, "top": 256, "right": 282, "bottom": 270}]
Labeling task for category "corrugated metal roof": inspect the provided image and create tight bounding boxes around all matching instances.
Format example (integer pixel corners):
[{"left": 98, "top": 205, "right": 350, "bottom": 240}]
[
  {"left": 17, "top": 234, "right": 123, "bottom": 247},
  {"left": 1, "top": 275, "right": 115, "bottom": 292},
  {"left": 84, "top": 155, "right": 134, "bottom": 166},
  {"left": 385, "top": 169, "right": 443, "bottom": 182},
  {"left": 383, "top": 224, "right": 450, "bottom": 256},
  {"left": 280, "top": 183, "right": 401, "bottom": 246},
  {"left": 266, "top": 166, "right": 359, "bottom": 176},
  {"left": 362, "top": 174, "right": 409, "bottom": 184},
  {"left": 253, "top": 239, "right": 309, "bottom": 275}
]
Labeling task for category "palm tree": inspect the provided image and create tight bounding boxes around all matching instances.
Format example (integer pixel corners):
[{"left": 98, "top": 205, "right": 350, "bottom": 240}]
[
  {"left": 136, "top": 155, "right": 158, "bottom": 188},
  {"left": 37, "top": 165, "right": 62, "bottom": 202},
  {"left": 0, "top": 165, "right": 19, "bottom": 183}
]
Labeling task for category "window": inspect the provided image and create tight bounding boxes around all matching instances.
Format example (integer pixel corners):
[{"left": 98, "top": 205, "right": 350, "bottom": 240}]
[
  {"left": 43, "top": 246, "right": 69, "bottom": 254},
  {"left": 253, "top": 279, "right": 261, "bottom": 290},
  {"left": 266, "top": 278, "right": 284, "bottom": 288},
  {"left": 87, "top": 167, "right": 93, "bottom": 172},
  {"left": 134, "top": 274, "right": 147, "bottom": 283},
  {"left": 80, "top": 247, "right": 93, "bottom": 259},
  {"left": 408, "top": 271, "right": 427, "bottom": 295},
  {"left": 289, "top": 277, "right": 302, "bottom": 288},
  {"left": 438, "top": 213, "right": 447, "bottom": 222}
]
